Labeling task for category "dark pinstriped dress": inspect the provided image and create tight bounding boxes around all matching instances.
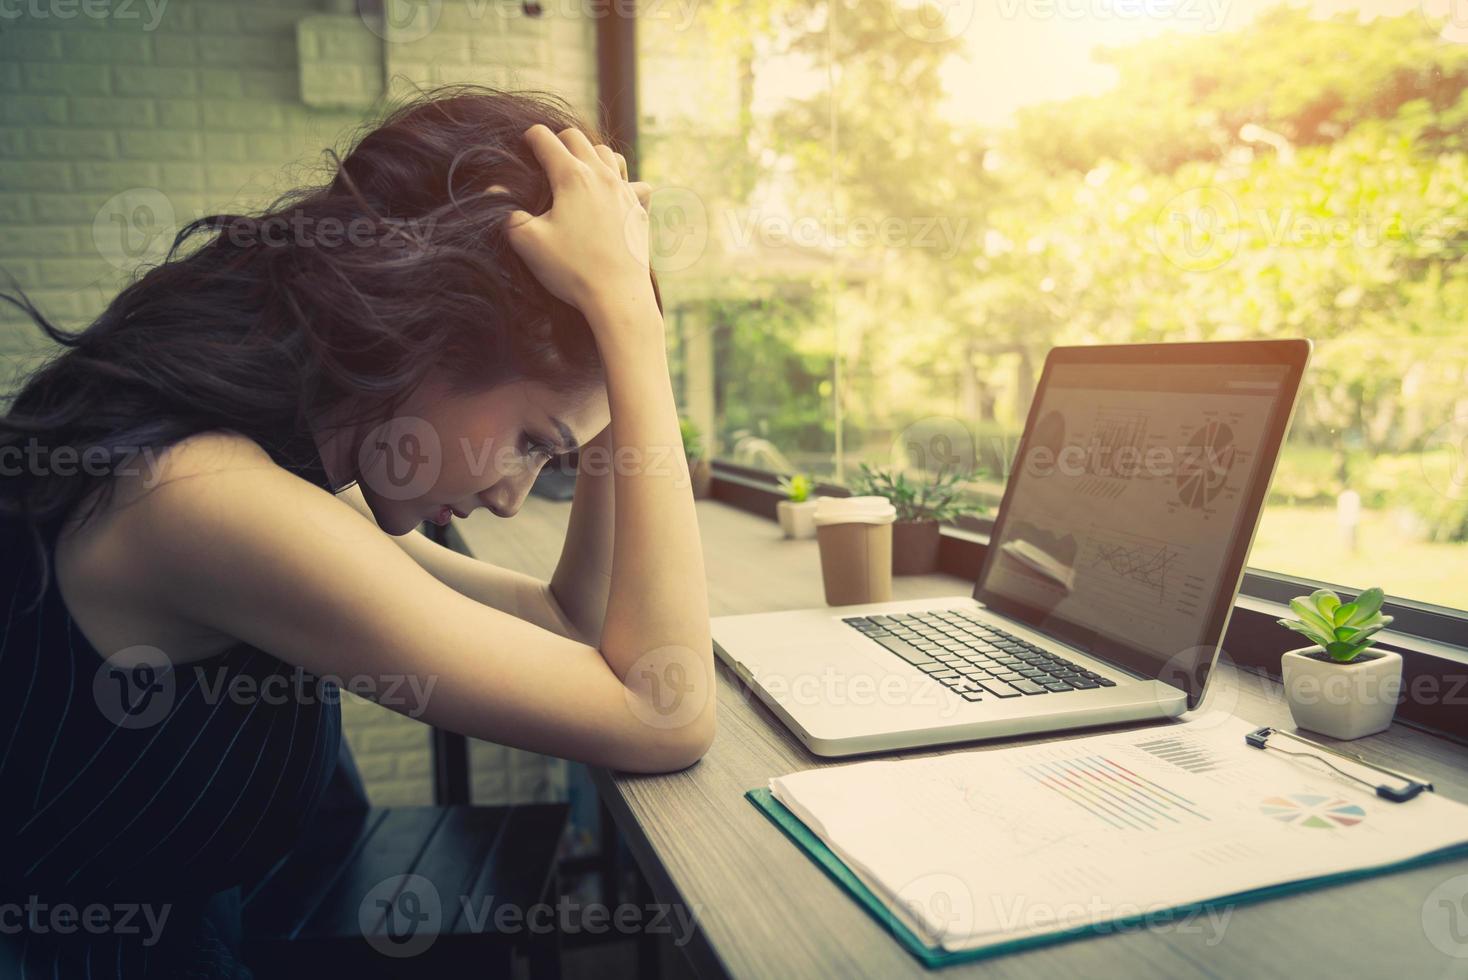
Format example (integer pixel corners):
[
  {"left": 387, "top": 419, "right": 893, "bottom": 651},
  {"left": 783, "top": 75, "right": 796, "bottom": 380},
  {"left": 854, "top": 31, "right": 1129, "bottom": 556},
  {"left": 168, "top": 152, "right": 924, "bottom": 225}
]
[{"left": 0, "top": 440, "right": 342, "bottom": 978}]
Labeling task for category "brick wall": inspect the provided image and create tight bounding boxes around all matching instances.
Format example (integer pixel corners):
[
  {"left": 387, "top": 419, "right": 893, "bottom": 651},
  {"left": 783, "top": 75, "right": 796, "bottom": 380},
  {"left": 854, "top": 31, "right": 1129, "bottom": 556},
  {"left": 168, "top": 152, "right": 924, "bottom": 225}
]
[{"left": 0, "top": 0, "right": 598, "bottom": 807}]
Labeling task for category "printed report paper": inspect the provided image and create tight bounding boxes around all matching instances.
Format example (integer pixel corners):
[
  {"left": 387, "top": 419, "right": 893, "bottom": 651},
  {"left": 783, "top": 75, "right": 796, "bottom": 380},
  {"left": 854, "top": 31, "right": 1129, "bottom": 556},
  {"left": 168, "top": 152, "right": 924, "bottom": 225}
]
[{"left": 769, "top": 714, "right": 1468, "bottom": 953}]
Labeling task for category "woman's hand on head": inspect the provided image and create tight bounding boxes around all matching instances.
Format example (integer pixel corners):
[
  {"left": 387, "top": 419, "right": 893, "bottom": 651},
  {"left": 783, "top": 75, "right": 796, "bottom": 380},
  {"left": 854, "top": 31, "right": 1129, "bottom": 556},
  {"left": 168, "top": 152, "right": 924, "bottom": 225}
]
[{"left": 506, "top": 124, "right": 657, "bottom": 329}]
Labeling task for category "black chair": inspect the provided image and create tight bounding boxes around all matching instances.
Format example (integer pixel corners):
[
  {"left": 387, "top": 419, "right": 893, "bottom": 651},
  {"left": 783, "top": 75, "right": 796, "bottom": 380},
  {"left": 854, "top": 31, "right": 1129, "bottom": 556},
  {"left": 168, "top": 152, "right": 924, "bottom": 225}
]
[{"left": 242, "top": 741, "right": 568, "bottom": 979}]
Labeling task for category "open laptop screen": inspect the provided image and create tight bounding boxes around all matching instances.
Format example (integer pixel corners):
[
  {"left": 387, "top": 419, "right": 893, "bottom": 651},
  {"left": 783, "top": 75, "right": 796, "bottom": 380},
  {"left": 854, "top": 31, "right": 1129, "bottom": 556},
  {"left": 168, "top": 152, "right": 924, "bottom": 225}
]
[{"left": 973, "top": 342, "right": 1308, "bottom": 707}]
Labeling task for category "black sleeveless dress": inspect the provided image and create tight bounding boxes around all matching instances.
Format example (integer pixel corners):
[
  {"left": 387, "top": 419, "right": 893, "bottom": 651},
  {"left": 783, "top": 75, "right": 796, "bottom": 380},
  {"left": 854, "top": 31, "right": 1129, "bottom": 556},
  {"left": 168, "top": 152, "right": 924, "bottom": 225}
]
[{"left": 0, "top": 438, "right": 343, "bottom": 978}]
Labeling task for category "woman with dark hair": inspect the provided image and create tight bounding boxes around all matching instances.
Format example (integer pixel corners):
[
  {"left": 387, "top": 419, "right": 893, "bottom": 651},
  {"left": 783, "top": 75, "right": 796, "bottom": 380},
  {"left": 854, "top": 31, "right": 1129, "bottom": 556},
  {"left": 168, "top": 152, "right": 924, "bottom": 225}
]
[{"left": 0, "top": 86, "right": 714, "bottom": 977}]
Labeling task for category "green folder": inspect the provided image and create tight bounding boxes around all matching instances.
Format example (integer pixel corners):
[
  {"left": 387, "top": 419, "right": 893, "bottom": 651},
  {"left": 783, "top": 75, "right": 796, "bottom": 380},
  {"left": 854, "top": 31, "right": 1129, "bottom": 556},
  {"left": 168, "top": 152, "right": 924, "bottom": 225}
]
[{"left": 746, "top": 787, "right": 1468, "bottom": 969}]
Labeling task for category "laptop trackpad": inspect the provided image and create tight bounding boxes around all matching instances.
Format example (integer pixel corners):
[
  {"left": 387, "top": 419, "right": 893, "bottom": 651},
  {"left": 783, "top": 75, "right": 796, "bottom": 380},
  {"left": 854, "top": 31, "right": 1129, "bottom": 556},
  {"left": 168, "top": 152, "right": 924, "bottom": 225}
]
[{"left": 739, "top": 641, "right": 906, "bottom": 707}]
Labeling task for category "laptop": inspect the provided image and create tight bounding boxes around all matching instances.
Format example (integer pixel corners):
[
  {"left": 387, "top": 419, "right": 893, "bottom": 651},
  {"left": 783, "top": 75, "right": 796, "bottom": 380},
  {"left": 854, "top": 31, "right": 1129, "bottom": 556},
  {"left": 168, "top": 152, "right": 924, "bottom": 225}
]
[{"left": 712, "top": 339, "right": 1311, "bottom": 756}]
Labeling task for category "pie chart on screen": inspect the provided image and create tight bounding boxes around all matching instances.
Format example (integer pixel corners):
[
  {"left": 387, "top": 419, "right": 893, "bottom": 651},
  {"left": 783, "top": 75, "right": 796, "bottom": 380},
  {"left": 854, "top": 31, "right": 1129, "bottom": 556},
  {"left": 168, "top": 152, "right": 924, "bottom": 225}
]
[
  {"left": 1176, "top": 419, "right": 1237, "bottom": 508},
  {"left": 1259, "top": 794, "right": 1367, "bottom": 828}
]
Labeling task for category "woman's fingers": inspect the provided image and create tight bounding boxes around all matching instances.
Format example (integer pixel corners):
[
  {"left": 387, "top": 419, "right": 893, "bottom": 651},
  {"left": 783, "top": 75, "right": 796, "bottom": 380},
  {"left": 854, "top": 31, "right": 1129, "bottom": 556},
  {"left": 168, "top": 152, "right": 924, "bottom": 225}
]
[
  {"left": 525, "top": 122, "right": 628, "bottom": 187},
  {"left": 592, "top": 144, "right": 640, "bottom": 207},
  {"left": 595, "top": 146, "right": 641, "bottom": 207},
  {"left": 556, "top": 127, "right": 606, "bottom": 169},
  {"left": 593, "top": 143, "right": 620, "bottom": 176},
  {"left": 505, "top": 209, "right": 539, "bottom": 251},
  {"left": 523, "top": 124, "right": 583, "bottom": 187}
]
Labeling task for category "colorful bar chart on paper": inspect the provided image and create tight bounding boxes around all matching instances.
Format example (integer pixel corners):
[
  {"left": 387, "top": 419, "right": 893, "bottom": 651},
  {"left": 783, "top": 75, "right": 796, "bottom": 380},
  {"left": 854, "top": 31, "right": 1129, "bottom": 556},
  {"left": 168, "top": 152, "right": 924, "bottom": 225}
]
[{"left": 1021, "top": 755, "right": 1212, "bottom": 831}]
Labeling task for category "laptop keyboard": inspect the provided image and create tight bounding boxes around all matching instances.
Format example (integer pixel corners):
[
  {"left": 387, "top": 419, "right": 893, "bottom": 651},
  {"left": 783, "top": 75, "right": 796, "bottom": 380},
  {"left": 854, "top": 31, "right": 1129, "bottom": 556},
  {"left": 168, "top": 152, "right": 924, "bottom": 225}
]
[{"left": 842, "top": 610, "right": 1116, "bottom": 702}]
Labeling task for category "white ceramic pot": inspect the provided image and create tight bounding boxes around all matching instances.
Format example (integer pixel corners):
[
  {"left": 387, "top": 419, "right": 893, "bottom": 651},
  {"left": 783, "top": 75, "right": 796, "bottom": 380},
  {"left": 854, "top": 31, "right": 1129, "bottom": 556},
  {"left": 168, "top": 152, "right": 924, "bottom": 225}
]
[
  {"left": 1280, "top": 646, "right": 1402, "bottom": 740},
  {"left": 777, "top": 498, "right": 820, "bottom": 539}
]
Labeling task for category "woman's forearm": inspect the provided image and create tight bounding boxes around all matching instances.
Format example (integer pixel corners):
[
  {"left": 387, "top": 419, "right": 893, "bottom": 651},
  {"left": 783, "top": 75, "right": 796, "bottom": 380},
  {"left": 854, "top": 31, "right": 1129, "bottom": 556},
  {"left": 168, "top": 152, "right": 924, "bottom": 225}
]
[
  {"left": 548, "top": 425, "right": 615, "bottom": 644},
  {"left": 589, "top": 296, "right": 713, "bottom": 698}
]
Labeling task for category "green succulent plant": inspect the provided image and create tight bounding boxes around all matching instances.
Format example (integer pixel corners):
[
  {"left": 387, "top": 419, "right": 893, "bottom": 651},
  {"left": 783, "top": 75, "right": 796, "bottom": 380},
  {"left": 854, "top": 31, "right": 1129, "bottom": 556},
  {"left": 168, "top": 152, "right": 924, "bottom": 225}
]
[
  {"left": 778, "top": 473, "right": 814, "bottom": 503},
  {"left": 1276, "top": 587, "right": 1393, "bottom": 663},
  {"left": 850, "top": 463, "right": 986, "bottom": 524}
]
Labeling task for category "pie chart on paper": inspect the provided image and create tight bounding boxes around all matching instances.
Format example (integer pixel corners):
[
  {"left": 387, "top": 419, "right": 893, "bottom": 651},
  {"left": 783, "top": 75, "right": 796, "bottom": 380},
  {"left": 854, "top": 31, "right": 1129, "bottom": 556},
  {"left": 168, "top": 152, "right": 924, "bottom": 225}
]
[{"left": 1259, "top": 794, "right": 1367, "bottom": 828}]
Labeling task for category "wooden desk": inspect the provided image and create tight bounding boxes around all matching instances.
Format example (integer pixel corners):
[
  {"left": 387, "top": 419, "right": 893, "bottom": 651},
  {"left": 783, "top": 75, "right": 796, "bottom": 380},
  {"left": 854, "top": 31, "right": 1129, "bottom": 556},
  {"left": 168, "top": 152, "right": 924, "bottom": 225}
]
[{"left": 457, "top": 498, "right": 1468, "bottom": 979}]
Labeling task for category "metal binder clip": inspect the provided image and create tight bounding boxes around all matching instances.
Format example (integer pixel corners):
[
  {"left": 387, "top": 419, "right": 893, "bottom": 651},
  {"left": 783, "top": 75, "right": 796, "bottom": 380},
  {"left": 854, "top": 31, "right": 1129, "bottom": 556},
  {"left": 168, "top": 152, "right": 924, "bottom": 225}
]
[{"left": 1245, "top": 727, "right": 1433, "bottom": 803}]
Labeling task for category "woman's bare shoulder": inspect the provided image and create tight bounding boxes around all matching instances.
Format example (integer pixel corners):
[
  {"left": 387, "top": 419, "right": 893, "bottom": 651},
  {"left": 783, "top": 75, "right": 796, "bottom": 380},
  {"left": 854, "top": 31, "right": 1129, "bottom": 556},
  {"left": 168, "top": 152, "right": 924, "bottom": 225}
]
[
  {"left": 124, "top": 430, "right": 282, "bottom": 495},
  {"left": 55, "top": 430, "right": 354, "bottom": 661}
]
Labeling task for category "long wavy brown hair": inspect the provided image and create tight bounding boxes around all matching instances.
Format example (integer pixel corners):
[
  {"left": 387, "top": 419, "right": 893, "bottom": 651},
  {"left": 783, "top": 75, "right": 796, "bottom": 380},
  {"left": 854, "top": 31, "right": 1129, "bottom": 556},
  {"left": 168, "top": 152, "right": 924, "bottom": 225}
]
[{"left": 2, "top": 85, "right": 626, "bottom": 551}]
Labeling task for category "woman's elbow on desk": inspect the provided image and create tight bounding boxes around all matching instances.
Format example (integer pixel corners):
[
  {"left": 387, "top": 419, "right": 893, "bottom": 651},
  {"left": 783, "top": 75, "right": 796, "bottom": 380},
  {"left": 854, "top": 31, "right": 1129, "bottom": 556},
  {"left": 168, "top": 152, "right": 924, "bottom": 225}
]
[
  {"left": 614, "top": 715, "right": 716, "bottom": 774},
  {"left": 608, "top": 642, "right": 718, "bottom": 773}
]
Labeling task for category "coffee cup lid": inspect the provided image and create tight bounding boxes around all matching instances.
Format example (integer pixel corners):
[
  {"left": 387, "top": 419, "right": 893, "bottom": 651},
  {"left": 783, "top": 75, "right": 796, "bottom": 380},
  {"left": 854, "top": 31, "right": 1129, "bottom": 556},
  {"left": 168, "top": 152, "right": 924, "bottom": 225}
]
[{"left": 813, "top": 495, "right": 897, "bottom": 526}]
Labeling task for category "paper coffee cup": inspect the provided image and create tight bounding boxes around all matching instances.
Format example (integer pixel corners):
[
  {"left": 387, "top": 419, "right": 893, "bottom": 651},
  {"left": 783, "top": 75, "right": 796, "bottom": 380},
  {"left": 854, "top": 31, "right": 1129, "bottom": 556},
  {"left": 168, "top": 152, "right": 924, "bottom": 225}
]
[{"left": 813, "top": 496, "right": 896, "bottom": 606}]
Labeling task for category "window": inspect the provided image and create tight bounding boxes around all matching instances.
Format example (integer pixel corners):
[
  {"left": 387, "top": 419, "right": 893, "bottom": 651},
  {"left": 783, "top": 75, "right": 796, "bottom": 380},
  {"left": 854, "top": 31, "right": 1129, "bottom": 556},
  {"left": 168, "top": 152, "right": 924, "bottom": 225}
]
[{"left": 639, "top": 0, "right": 1468, "bottom": 612}]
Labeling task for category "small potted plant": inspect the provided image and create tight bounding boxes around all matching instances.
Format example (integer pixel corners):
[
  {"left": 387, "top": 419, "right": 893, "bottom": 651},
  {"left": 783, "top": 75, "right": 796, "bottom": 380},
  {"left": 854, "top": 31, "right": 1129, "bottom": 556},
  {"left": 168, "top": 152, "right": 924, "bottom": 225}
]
[
  {"left": 1276, "top": 587, "right": 1401, "bottom": 740},
  {"left": 776, "top": 473, "right": 819, "bottom": 539},
  {"left": 680, "top": 417, "right": 712, "bottom": 499},
  {"left": 851, "top": 464, "right": 985, "bottom": 575}
]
